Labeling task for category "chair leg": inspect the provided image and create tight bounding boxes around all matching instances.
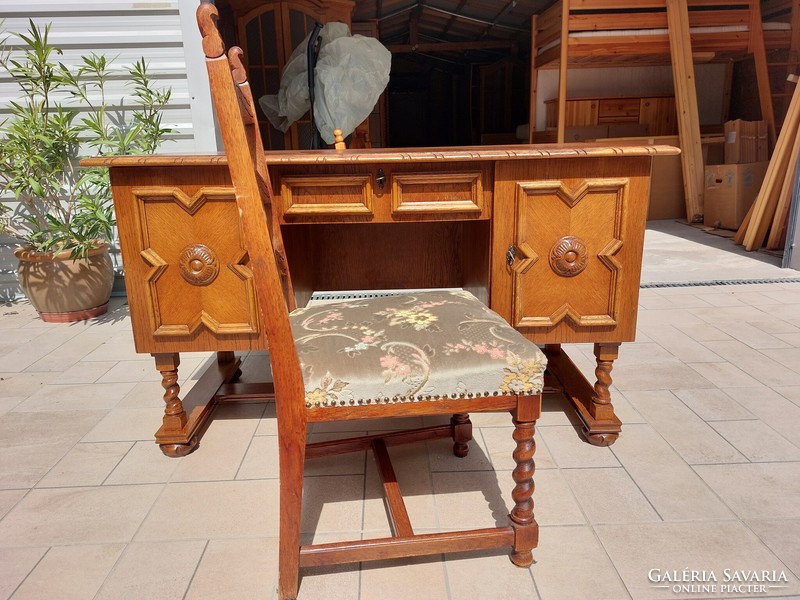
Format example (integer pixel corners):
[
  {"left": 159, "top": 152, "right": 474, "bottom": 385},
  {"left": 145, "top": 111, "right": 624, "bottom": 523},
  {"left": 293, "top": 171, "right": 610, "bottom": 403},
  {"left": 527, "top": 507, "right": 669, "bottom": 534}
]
[
  {"left": 278, "top": 436, "right": 306, "bottom": 600},
  {"left": 450, "top": 413, "right": 472, "bottom": 457},
  {"left": 509, "top": 407, "right": 538, "bottom": 567}
]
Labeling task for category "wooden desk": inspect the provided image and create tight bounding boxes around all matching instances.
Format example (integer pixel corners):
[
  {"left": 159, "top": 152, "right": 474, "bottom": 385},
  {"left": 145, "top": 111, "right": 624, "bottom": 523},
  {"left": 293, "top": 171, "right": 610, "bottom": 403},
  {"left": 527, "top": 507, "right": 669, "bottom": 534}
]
[{"left": 85, "top": 143, "right": 678, "bottom": 456}]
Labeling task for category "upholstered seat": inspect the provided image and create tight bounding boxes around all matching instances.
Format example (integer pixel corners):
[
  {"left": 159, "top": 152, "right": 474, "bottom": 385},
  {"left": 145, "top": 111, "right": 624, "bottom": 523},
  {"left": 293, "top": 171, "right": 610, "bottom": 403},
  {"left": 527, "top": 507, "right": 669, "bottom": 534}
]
[{"left": 291, "top": 290, "right": 547, "bottom": 408}]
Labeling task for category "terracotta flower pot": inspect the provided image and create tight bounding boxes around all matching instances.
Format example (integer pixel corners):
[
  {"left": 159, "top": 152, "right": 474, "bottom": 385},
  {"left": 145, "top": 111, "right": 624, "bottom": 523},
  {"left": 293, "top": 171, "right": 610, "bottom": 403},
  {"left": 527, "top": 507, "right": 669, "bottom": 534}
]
[{"left": 14, "top": 243, "right": 114, "bottom": 322}]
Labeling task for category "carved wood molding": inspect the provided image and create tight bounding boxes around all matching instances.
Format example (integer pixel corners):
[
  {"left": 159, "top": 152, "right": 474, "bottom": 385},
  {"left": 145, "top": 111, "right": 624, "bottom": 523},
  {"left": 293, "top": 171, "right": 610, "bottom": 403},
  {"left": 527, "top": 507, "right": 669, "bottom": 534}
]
[
  {"left": 178, "top": 244, "right": 220, "bottom": 286},
  {"left": 549, "top": 236, "right": 588, "bottom": 277}
]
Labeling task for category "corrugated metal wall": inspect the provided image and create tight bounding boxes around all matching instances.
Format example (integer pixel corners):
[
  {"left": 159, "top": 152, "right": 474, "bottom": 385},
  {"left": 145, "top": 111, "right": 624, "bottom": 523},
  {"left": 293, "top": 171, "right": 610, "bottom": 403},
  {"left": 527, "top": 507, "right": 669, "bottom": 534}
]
[{"left": 1, "top": 0, "right": 201, "bottom": 300}]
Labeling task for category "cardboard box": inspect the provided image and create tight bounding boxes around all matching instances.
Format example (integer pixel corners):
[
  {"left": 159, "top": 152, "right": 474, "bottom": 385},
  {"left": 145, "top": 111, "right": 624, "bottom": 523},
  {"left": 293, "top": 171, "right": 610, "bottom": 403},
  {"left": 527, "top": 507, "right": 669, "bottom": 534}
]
[
  {"left": 703, "top": 162, "right": 768, "bottom": 230},
  {"left": 724, "top": 119, "right": 768, "bottom": 164}
]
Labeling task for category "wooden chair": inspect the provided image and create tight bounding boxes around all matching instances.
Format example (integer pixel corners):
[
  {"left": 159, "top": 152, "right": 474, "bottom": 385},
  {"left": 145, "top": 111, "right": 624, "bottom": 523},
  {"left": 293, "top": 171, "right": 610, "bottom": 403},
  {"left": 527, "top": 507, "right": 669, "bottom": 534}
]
[{"left": 196, "top": 3, "right": 547, "bottom": 598}]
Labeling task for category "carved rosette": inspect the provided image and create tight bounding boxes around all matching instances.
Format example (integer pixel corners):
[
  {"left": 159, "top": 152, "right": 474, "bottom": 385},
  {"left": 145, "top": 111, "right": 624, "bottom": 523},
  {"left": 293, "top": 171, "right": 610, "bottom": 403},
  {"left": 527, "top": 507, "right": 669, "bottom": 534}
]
[
  {"left": 178, "top": 244, "right": 219, "bottom": 286},
  {"left": 549, "top": 236, "right": 588, "bottom": 277}
]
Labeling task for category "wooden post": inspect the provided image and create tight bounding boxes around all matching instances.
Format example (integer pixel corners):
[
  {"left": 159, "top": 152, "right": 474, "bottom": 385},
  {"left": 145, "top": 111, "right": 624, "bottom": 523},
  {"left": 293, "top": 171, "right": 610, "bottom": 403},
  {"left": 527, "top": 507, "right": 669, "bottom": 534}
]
[
  {"left": 667, "top": 0, "right": 705, "bottom": 223},
  {"left": 529, "top": 14, "right": 538, "bottom": 143},
  {"left": 744, "top": 74, "right": 800, "bottom": 250},
  {"left": 750, "top": 0, "right": 777, "bottom": 147},
  {"left": 556, "top": 0, "right": 569, "bottom": 144}
]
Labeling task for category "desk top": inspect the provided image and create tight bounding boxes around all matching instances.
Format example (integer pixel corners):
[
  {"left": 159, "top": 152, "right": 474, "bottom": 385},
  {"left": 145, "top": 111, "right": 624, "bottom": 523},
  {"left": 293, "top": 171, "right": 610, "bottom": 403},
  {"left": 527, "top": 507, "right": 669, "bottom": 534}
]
[{"left": 82, "top": 142, "right": 679, "bottom": 168}]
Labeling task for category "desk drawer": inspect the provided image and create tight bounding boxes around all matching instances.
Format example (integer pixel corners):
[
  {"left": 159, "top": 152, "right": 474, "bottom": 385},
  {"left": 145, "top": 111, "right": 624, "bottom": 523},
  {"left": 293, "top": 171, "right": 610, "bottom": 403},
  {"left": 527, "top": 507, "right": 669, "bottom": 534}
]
[
  {"left": 390, "top": 171, "right": 484, "bottom": 217},
  {"left": 281, "top": 174, "right": 373, "bottom": 219}
]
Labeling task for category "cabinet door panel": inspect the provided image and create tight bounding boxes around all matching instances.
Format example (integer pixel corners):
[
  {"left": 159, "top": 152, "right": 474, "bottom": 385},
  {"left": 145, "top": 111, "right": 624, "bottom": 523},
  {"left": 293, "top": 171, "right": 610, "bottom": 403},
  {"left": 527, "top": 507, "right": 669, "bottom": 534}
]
[{"left": 491, "top": 158, "right": 651, "bottom": 344}]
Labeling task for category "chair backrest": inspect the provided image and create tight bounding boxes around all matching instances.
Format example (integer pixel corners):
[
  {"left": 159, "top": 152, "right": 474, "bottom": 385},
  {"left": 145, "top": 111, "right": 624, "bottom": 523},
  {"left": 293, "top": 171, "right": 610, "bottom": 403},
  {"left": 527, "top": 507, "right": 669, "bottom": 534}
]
[{"left": 197, "top": 1, "right": 307, "bottom": 432}]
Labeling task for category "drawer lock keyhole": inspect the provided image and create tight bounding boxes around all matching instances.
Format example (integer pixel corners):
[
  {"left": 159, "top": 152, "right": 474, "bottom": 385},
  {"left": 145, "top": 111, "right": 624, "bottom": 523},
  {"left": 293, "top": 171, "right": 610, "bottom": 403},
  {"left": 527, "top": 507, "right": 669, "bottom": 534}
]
[{"left": 376, "top": 168, "right": 386, "bottom": 190}]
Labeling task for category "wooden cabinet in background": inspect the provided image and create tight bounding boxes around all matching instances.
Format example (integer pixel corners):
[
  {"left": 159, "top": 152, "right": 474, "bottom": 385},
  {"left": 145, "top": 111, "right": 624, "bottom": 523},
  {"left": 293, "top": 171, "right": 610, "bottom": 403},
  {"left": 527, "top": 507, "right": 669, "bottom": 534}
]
[{"left": 545, "top": 95, "right": 677, "bottom": 136}]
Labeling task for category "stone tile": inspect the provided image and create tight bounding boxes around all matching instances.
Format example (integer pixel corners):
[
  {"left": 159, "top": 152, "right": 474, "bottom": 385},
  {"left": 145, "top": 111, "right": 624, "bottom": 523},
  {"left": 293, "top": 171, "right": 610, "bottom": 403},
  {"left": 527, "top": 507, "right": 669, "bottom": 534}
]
[
  {"left": 95, "top": 540, "right": 206, "bottom": 600},
  {"left": 297, "top": 533, "right": 360, "bottom": 600},
  {"left": 686, "top": 361, "right": 762, "bottom": 388},
  {"left": 760, "top": 347, "right": 800, "bottom": 375},
  {"left": 1, "top": 329, "right": 84, "bottom": 372},
  {"left": 705, "top": 340, "right": 800, "bottom": 386},
  {"left": 186, "top": 537, "right": 278, "bottom": 600},
  {"left": 0, "top": 489, "right": 26, "bottom": 521},
  {"left": 301, "top": 475, "right": 364, "bottom": 536},
  {"left": 0, "top": 410, "right": 106, "bottom": 489},
  {"left": 363, "top": 442, "right": 437, "bottom": 535},
  {"left": 674, "top": 322, "right": 732, "bottom": 342},
  {"left": 433, "top": 469, "right": 584, "bottom": 529},
  {"left": 302, "top": 431, "right": 367, "bottom": 478},
  {"left": 562, "top": 468, "right": 660, "bottom": 524},
  {"left": 710, "top": 420, "right": 800, "bottom": 462},
  {"left": 0, "top": 396, "right": 24, "bottom": 416},
  {"left": 237, "top": 435, "right": 280, "bottom": 480},
  {"left": 692, "top": 305, "right": 781, "bottom": 323},
  {"left": 612, "top": 361, "right": 715, "bottom": 391},
  {"left": 537, "top": 426, "right": 620, "bottom": 469},
  {"left": 775, "top": 332, "right": 800, "bottom": 346},
  {"left": 609, "top": 424, "right": 733, "bottom": 521},
  {"left": 81, "top": 407, "right": 165, "bottom": 443},
  {"left": 427, "top": 431, "right": 494, "bottom": 472},
  {"left": 636, "top": 309, "right": 705, "bottom": 328},
  {"left": 0, "top": 485, "right": 162, "bottom": 546},
  {"left": 761, "top": 289, "right": 800, "bottom": 304},
  {"left": 722, "top": 386, "right": 800, "bottom": 447},
  {"left": 37, "top": 441, "right": 133, "bottom": 488},
  {"left": 115, "top": 381, "right": 169, "bottom": 409},
  {"left": 635, "top": 324, "right": 726, "bottom": 364},
  {"left": 104, "top": 441, "right": 181, "bottom": 485},
  {"left": 56, "top": 360, "right": 118, "bottom": 384},
  {"left": 748, "top": 319, "right": 800, "bottom": 336},
  {"left": 672, "top": 388, "right": 756, "bottom": 421},
  {"left": 81, "top": 339, "right": 140, "bottom": 362},
  {"left": 25, "top": 332, "right": 111, "bottom": 372},
  {"left": 360, "top": 555, "right": 447, "bottom": 600},
  {"left": 254, "top": 402, "right": 277, "bottom": 436},
  {"left": 12, "top": 543, "right": 125, "bottom": 600},
  {"left": 480, "top": 425, "right": 556, "bottom": 471},
  {"left": 746, "top": 519, "right": 800, "bottom": 577},
  {"left": 0, "top": 371, "right": 56, "bottom": 398},
  {"left": 613, "top": 342, "right": 676, "bottom": 367},
  {"left": 596, "top": 521, "right": 800, "bottom": 599},
  {"left": 170, "top": 403, "right": 264, "bottom": 482},
  {"left": 12, "top": 382, "right": 136, "bottom": 412},
  {"left": 136, "top": 480, "right": 280, "bottom": 541},
  {"left": 445, "top": 550, "right": 540, "bottom": 600},
  {"left": 531, "top": 525, "right": 630, "bottom": 600},
  {"left": 712, "top": 321, "right": 792, "bottom": 350},
  {"left": 95, "top": 359, "right": 160, "bottom": 383},
  {"left": 535, "top": 392, "right": 578, "bottom": 427},
  {"left": 694, "top": 462, "right": 800, "bottom": 519},
  {"left": 775, "top": 385, "right": 800, "bottom": 406},
  {"left": 693, "top": 292, "right": 747, "bottom": 307},
  {"left": 622, "top": 390, "right": 746, "bottom": 464},
  {"left": 0, "top": 547, "right": 48, "bottom": 600}
]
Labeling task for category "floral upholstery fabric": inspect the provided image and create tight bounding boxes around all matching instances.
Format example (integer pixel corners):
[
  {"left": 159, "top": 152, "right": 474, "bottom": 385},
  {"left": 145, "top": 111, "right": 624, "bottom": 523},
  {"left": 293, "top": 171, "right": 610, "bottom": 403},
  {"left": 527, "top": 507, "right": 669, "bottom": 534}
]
[{"left": 289, "top": 290, "right": 547, "bottom": 407}]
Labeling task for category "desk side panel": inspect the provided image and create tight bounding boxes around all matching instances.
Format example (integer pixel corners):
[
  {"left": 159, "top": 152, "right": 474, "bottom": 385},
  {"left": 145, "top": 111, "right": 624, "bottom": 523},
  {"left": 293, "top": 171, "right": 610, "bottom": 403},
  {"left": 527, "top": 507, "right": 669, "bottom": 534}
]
[{"left": 111, "top": 165, "right": 263, "bottom": 354}]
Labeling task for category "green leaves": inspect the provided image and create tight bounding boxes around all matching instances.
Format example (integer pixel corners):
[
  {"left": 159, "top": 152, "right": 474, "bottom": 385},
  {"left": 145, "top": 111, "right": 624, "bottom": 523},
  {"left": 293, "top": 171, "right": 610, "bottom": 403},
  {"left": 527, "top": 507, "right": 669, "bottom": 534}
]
[{"left": 0, "top": 19, "right": 174, "bottom": 258}]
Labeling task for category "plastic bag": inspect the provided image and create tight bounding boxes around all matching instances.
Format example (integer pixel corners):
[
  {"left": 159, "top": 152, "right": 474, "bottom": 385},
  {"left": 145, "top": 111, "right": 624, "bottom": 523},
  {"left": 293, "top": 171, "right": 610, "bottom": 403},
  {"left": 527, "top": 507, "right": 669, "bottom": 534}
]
[{"left": 258, "top": 22, "right": 391, "bottom": 145}]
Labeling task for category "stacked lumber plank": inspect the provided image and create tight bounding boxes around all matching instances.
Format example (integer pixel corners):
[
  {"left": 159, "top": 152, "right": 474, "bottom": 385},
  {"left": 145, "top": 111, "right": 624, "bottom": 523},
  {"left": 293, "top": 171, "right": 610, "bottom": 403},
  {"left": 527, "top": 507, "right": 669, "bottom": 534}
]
[{"left": 735, "top": 74, "right": 800, "bottom": 251}]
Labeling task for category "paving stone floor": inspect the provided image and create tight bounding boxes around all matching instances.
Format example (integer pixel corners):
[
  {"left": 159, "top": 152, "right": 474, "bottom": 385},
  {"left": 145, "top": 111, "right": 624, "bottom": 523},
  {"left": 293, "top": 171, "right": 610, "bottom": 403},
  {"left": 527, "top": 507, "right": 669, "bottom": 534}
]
[{"left": 1, "top": 222, "right": 800, "bottom": 599}]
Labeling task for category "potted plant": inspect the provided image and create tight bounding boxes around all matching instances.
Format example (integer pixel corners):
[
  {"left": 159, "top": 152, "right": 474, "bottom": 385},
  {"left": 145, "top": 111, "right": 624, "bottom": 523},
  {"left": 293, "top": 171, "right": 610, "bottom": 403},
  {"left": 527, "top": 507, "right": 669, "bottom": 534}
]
[{"left": 0, "top": 20, "right": 172, "bottom": 321}]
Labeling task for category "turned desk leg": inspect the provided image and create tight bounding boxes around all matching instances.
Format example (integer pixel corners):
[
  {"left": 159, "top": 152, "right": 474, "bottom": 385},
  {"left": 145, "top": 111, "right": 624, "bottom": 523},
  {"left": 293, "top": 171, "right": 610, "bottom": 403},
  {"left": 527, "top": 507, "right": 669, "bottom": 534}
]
[
  {"left": 151, "top": 351, "right": 242, "bottom": 457},
  {"left": 543, "top": 343, "right": 622, "bottom": 447},
  {"left": 153, "top": 353, "right": 197, "bottom": 457}
]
